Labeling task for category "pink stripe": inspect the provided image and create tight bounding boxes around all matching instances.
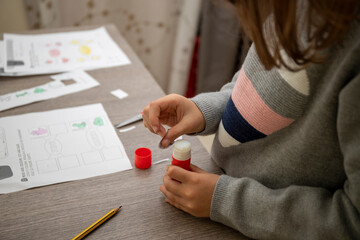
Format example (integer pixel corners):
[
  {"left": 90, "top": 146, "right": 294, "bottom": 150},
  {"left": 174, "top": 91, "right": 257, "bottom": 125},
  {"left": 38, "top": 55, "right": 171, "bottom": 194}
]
[{"left": 232, "top": 68, "right": 294, "bottom": 135}]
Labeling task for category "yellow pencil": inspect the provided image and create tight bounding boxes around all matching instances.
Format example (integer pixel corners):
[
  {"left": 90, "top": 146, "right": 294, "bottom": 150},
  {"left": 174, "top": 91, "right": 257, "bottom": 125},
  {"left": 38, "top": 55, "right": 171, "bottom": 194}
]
[{"left": 72, "top": 206, "right": 121, "bottom": 240}]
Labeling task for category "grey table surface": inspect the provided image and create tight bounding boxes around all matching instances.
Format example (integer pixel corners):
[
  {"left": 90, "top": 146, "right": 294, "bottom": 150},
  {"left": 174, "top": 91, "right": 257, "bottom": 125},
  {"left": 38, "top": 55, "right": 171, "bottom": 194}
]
[{"left": 0, "top": 24, "right": 247, "bottom": 240}]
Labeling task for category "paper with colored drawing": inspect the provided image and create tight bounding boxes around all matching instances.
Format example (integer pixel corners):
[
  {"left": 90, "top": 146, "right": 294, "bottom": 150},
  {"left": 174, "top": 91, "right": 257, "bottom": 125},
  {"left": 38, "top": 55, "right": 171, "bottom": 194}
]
[
  {"left": 0, "top": 103, "right": 132, "bottom": 194},
  {"left": 1, "top": 27, "right": 130, "bottom": 76},
  {"left": 0, "top": 70, "right": 99, "bottom": 112}
]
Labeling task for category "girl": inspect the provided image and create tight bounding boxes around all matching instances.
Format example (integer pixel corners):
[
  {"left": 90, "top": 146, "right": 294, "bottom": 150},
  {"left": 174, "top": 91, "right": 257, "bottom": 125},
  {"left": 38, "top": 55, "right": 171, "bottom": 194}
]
[{"left": 142, "top": 0, "right": 360, "bottom": 239}]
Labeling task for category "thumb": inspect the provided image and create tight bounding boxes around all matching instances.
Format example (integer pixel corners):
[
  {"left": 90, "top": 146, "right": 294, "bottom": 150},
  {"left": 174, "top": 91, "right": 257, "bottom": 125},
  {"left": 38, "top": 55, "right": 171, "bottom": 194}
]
[
  {"left": 166, "top": 165, "right": 192, "bottom": 183},
  {"left": 163, "top": 120, "right": 188, "bottom": 144}
]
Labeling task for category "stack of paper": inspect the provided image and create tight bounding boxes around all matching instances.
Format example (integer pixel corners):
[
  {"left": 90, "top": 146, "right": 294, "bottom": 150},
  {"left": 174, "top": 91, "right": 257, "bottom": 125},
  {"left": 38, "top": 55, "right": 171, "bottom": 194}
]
[
  {"left": 0, "top": 70, "right": 100, "bottom": 112},
  {"left": 0, "top": 27, "right": 131, "bottom": 76},
  {"left": 0, "top": 103, "right": 132, "bottom": 194}
]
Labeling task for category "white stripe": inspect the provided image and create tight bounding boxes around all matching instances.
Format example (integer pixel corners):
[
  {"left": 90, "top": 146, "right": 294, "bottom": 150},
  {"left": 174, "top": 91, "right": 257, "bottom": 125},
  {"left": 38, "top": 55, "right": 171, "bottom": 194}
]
[
  {"left": 278, "top": 68, "right": 309, "bottom": 95},
  {"left": 218, "top": 120, "right": 240, "bottom": 148},
  {"left": 278, "top": 49, "right": 310, "bottom": 95},
  {"left": 119, "top": 126, "right": 136, "bottom": 133},
  {"left": 153, "top": 158, "right": 170, "bottom": 165}
]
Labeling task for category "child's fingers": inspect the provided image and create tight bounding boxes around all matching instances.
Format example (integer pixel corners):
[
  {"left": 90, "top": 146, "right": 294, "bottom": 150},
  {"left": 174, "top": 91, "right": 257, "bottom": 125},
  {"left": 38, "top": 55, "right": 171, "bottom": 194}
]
[
  {"left": 164, "top": 198, "right": 187, "bottom": 213},
  {"left": 190, "top": 164, "right": 207, "bottom": 173},
  {"left": 164, "top": 122, "right": 188, "bottom": 146},
  {"left": 163, "top": 174, "right": 183, "bottom": 197},
  {"left": 160, "top": 185, "right": 186, "bottom": 209},
  {"left": 166, "top": 165, "right": 192, "bottom": 183},
  {"left": 147, "top": 104, "right": 161, "bottom": 134},
  {"left": 148, "top": 101, "right": 167, "bottom": 137},
  {"left": 143, "top": 118, "right": 155, "bottom": 134},
  {"left": 142, "top": 105, "right": 158, "bottom": 134}
]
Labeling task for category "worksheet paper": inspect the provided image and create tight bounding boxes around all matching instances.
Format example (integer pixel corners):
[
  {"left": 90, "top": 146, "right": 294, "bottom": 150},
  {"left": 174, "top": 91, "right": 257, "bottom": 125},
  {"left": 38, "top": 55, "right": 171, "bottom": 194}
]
[
  {"left": 0, "top": 70, "right": 99, "bottom": 112},
  {"left": 2, "top": 27, "right": 131, "bottom": 76},
  {"left": 0, "top": 104, "right": 132, "bottom": 194}
]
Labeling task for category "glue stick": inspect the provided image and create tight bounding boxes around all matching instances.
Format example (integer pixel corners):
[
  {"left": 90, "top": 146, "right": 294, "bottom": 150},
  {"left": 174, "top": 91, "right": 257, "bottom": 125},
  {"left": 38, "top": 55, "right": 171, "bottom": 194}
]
[{"left": 172, "top": 140, "right": 191, "bottom": 170}]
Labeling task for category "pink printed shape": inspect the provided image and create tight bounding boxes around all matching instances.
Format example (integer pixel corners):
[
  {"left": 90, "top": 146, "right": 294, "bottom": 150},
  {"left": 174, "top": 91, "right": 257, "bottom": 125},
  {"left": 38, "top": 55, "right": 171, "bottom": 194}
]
[
  {"left": 31, "top": 128, "right": 48, "bottom": 136},
  {"left": 232, "top": 68, "right": 294, "bottom": 135},
  {"left": 46, "top": 60, "right": 52, "bottom": 64},
  {"left": 49, "top": 49, "right": 60, "bottom": 57},
  {"left": 62, "top": 58, "right": 69, "bottom": 63}
]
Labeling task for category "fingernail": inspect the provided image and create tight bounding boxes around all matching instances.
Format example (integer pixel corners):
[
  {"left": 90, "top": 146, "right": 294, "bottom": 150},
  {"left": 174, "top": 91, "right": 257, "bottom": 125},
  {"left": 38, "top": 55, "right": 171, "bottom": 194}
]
[{"left": 153, "top": 126, "right": 159, "bottom": 134}]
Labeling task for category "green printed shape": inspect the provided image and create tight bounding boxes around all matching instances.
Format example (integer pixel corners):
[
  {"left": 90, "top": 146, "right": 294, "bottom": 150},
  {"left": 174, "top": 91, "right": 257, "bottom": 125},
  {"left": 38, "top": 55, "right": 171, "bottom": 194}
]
[
  {"left": 93, "top": 117, "right": 104, "bottom": 126},
  {"left": 72, "top": 122, "right": 86, "bottom": 129},
  {"left": 34, "top": 88, "right": 46, "bottom": 93},
  {"left": 16, "top": 92, "right": 28, "bottom": 97}
]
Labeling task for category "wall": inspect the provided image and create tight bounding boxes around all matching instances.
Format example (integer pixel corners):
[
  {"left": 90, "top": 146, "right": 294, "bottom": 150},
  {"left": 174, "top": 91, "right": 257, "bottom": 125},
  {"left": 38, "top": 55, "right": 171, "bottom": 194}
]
[{"left": 0, "top": 0, "right": 28, "bottom": 33}]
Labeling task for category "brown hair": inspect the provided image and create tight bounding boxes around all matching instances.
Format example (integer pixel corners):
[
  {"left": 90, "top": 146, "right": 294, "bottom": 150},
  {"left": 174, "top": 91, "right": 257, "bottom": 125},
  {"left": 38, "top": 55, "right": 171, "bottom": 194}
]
[{"left": 228, "top": 0, "right": 359, "bottom": 70}]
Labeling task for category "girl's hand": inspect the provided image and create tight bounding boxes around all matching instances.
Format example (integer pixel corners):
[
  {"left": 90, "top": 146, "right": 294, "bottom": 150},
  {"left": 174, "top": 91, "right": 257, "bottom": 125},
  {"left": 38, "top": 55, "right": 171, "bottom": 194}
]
[
  {"left": 160, "top": 164, "right": 220, "bottom": 217},
  {"left": 142, "top": 94, "right": 205, "bottom": 148}
]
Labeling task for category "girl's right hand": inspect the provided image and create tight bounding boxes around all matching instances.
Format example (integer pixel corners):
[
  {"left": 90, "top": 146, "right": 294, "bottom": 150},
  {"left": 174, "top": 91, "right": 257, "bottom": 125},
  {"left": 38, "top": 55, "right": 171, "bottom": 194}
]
[{"left": 142, "top": 94, "right": 205, "bottom": 148}]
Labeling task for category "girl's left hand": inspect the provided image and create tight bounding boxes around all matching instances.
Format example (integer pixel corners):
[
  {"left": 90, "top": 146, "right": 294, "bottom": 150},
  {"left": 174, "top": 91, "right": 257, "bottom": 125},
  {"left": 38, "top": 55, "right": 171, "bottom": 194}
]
[{"left": 160, "top": 164, "right": 220, "bottom": 217}]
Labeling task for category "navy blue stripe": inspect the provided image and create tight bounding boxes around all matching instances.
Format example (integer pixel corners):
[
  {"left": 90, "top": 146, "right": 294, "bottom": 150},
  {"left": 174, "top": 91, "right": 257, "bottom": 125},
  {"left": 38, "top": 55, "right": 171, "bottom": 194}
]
[{"left": 222, "top": 97, "right": 266, "bottom": 143}]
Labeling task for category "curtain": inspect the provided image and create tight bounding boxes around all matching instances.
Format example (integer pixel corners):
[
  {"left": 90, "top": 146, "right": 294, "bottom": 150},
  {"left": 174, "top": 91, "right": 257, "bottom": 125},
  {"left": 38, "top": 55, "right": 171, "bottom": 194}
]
[
  {"left": 24, "top": 0, "right": 202, "bottom": 94},
  {"left": 196, "top": 0, "right": 251, "bottom": 94},
  {"left": 166, "top": 0, "right": 202, "bottom": 94}
]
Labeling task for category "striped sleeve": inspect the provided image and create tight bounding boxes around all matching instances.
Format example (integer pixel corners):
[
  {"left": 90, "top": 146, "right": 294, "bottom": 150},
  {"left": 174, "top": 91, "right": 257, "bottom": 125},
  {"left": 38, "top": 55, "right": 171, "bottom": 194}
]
[{"left": 220, "top": 45, "right": 309, "bottom": 145}]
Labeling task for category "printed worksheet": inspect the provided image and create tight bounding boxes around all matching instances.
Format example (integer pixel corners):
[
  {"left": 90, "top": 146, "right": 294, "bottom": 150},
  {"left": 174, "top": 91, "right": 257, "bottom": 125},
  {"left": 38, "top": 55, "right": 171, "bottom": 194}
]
[
  {"left": 0, "top": 70, "right": 99, "bottom": 112},
  {"left": 0, "top": 104, "right": 132, "bottom": 194},
  {"left": 2, "top": 27, "right": 130, "bottom": 76}
]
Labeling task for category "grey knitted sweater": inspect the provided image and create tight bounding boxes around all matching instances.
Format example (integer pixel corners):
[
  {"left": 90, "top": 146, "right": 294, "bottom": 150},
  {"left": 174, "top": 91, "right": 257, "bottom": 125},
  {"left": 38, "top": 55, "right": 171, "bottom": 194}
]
[{"left": 191, "top": 19, "right": 360, "bottom": 239}]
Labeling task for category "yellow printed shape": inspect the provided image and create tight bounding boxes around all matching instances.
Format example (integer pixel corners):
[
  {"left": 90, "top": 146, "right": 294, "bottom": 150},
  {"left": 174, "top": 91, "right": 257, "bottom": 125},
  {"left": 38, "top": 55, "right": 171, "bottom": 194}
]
[
  {"left": 72, "top": 40, "right": 79, "bottom": 44},
  {"left": 92, "top": 55, "right": 99, "bottom": 60},
  {"left": 77, "top": 57, "right": 85, "bottom": 62},
  {"left": 79, "top": 45, "right": 91, "bottom": 55}
]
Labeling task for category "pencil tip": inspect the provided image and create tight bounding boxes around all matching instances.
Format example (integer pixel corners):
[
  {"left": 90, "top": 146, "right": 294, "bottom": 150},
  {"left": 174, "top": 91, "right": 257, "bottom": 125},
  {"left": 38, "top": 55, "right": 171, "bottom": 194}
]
[{"left": 112, "top": 206, "right": 121, "bottom": 212}]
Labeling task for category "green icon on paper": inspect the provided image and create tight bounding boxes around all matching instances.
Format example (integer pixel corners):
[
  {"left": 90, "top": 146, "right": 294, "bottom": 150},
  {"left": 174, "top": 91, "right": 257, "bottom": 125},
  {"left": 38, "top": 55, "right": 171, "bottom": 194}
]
[
  {"left": 16, "top": 92, "right": 28, "bottom": 97},
  {"left": 34, "top": 88, "right": 46, "bottom": 93},
  {"left": 72, "top": 122, "right": 86, "bottom": 129},
  {"left": 93, "top": 117, "right": 104, "bottom": 126}
]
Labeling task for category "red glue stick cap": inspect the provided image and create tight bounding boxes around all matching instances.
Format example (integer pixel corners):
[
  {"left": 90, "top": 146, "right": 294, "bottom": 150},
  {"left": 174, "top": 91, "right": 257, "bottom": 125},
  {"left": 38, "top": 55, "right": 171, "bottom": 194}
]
[{"left": 134, "top": 147, "right": 152, "bottom": 169}]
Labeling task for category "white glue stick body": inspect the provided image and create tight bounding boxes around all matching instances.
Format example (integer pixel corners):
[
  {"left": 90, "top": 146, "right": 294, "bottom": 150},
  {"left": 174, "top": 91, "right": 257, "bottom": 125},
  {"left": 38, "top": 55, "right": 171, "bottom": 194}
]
[{"left": 172, "top": 140, "right": 191, "bottom": 170}]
